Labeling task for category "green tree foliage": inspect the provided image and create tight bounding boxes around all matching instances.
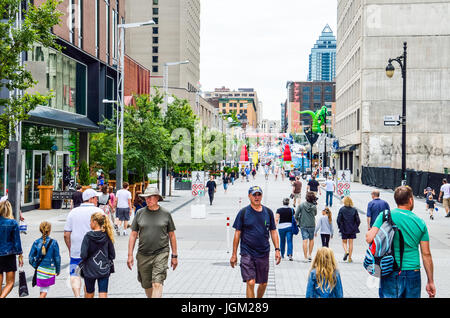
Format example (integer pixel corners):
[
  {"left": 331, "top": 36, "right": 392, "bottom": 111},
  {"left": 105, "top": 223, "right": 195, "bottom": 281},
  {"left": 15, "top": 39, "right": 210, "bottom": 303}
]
[
  {"left": 0, "top": 0, "right": 63, "bottom": 148},
  {"left": 79, "top": 160, "right": 90, "bottom": 186}
]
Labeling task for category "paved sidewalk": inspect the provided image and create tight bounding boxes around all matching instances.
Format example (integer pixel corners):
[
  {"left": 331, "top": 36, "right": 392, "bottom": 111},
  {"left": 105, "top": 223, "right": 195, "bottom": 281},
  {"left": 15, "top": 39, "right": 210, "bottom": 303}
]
[{"left": 5, "top": 172, "right": 450, "bottom": 298}]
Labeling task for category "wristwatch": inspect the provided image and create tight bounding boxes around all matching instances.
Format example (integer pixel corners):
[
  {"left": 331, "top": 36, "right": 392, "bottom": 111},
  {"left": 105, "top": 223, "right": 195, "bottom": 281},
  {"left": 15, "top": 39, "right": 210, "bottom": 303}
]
[
  {"left": 171, "top": 254, "right": 178, "bottom": 258},
  {"left": 275, "top": 248, "right": 280, "bottom": 252}
]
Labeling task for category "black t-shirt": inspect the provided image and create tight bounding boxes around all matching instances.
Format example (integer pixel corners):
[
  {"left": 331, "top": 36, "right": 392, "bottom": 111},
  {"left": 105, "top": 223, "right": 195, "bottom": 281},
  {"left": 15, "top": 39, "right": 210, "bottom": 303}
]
[
  {"left": 223, "top": 176, "right": 229, "bottom": 184},
  {"left": 308, "top": 179, "right": 320, "bottom": 192},
  {"left": 276, "top": 207, "right": 294, "bottom": 224},
  {"left": 206, "top": 180, "right": 216, "bottom": 192},
  {"left": 72, "top": 191, "right": 83, "bottom": 208}
]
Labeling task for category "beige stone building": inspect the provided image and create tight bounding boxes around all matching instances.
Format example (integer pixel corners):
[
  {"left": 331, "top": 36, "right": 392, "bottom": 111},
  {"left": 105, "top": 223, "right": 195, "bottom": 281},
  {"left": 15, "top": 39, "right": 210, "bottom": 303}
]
[{"left": 335, "top": 0, "right": 450, "bottom": 181}]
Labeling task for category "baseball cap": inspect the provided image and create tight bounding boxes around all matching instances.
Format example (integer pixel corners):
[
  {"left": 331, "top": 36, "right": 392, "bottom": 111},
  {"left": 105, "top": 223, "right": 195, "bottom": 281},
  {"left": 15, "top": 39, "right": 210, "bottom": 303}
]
[
  {"left": 82, "top": 189, "right": 102, "bottom": 201},
  {"left": 248, "top": 186, "right": 263, "bottom": 195}
]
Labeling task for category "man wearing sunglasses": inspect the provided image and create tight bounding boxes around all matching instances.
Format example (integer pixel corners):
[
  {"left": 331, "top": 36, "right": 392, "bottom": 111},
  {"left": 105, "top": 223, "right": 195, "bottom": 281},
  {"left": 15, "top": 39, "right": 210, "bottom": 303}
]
[{"left": 230, "top": 186, "right": 281, "bottom": 298}]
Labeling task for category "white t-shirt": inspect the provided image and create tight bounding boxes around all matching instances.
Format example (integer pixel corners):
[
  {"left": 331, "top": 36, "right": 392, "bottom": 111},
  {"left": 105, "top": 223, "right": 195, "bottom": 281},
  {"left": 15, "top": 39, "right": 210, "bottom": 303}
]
[
  {"left": 116, "top": 189, "right": 132, "bottom": 208},
  {"left": 441, "top": 184, "right": 450, "bottom": 199},
  {"left": 325, "top": 180, "right": 335, "bottom": 192},
  {"left": 64, "top": 203, "right": 103, "bottom": 258}
]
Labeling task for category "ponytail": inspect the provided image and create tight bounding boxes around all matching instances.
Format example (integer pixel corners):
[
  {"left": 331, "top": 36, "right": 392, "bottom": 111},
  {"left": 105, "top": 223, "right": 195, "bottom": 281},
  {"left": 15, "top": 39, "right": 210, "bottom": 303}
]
[
  {"left": 39, "top": 221, "right": 52, "bottom": 255},
  {"left": 91, "top": 212, "right": 115, "bottom": 244},
  {"left": 324, "top": 208, "right": 332, "bottom": 224}
]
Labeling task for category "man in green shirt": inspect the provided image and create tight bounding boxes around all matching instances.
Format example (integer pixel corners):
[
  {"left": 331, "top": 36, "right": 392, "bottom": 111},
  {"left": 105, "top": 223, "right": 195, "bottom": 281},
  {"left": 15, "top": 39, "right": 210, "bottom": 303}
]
[
  {"left": 366, "top": 186, "right": 435, "bottom": 298},
  {"left": 127, "top": 187, "right": 178, "bottom": 298}
]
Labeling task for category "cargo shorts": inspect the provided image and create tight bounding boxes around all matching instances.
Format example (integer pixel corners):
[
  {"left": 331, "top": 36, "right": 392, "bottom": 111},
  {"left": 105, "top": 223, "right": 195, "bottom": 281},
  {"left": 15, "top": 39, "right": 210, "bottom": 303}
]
[{"left": 136, "top": 251, "right": 170, "bottom": 288}]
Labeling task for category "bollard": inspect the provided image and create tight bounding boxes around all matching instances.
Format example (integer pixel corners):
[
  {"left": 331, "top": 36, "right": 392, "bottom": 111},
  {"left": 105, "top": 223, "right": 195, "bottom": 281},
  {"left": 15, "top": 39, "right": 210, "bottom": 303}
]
[{"left": 226, "top": 217, "right": 230, "bottom": 253}]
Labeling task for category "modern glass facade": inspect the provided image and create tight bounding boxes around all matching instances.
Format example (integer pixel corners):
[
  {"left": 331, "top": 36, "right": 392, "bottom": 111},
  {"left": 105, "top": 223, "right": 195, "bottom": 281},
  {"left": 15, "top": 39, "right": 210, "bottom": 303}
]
[
  {"left": 307, "top": 25, "right": 336, "bottom": 82},
  {"left": 1, "top": 123, "right": 79, "bottom": 207},
  {"left": 25, "top": 44, "right": 88, "bottom": 115}
]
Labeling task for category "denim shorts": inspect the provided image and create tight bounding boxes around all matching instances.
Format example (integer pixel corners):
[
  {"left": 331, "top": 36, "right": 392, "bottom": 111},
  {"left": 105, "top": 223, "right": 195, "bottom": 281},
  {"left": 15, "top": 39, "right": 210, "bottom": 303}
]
[
  {"left": 84, "top": 277, "right": 109, "bottom": 294},
  {"left": 70, "top": 257, "right": 82, "bottom": 277},
  {"left": 379, "top": 270, "right": 421, "bottom": 298},
  {"left": 301, "top": 227, "right": 315, "bottom": 240},
  {"left": 116, "top": 208, "right": 130, "bottom": 221}
]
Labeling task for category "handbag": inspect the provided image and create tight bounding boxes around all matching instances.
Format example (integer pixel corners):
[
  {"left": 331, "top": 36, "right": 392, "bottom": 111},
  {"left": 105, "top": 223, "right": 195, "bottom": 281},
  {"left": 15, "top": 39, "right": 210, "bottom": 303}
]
[
  {"left": 18, "top": 267, "right": 29, "bottom": 297},
  {"left": 291, "top": 208, "right": 299, "bottom": 235},
  {"left": 32, "top": 239, "right": 53, "bottom": 287},
  {"left": 290, "top": 193, "right": 294, "bottom": 199}
]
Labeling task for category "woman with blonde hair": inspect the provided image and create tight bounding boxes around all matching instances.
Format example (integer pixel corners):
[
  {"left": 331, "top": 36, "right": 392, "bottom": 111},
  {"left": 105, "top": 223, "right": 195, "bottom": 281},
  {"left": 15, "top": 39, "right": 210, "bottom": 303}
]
[
  {"left": 0, "top": 200, "right": 23, "bottom": 298},
  {"left": 80, "top": 212, "right": 115, "bottom": 298},
  {"left": 306, "top": 247, "right": 343, "bottom": 298},
  {"left": 29, "top": 221, "right": 61, "bottom": 297},
  {"left": 337, "top": 196, "right": 360, "bottom": 263}
]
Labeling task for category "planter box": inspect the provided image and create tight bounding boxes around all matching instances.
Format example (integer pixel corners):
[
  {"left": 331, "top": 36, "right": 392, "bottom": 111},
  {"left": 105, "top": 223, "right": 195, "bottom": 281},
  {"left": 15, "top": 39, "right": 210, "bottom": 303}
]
[
  {"left": 174, "top": 181, "right": 192, "bottom": 190},
  {"left": 38, "top": 185, "right": 54, "bottom": 210},
  {"left": 81, "top": 186, "right": 91, "bottom": 192}
]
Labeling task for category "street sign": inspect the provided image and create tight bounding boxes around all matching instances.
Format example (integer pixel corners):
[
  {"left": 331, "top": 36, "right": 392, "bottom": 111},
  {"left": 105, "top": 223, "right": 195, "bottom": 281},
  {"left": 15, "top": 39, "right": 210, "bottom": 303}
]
[
  {"left": 191, "top": 171, "right": 205, "bottom": 197},
  {"left": 384, "top": 115, "right": 401, "bottom": 126},
  {"left": 337, "top": 170, "right": 351, "bottom": 197}
]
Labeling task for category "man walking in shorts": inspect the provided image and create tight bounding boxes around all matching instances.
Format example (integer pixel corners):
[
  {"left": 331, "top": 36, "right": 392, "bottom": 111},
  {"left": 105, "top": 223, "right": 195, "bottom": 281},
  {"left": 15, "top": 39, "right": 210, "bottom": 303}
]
[
  {"left": 366, "top": 186, "right": 435, "bottom": 298},
  {"left": 127, "top": 187, "right": 178, "bottom": 298},
  {"left": 115, "top": 182, "right": 133, "bottom": 236},
  {"left": 291, "top": 176, "right": 302, "bottom": 208},
  {"left": 230, "top": 186, "right": 281, "bottom": 298},
  {"left": 439, "top": 179, "right": 450, "bottom": 217},
  {"left": 64, "top": 189, "right": 102, "bottom": 297}
]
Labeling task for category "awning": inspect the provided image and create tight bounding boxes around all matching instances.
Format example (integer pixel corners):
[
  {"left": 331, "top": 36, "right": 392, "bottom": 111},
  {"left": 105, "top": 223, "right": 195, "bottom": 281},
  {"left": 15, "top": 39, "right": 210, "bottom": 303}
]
[
  {"left": 25, "top": 106, "right": 100, "bottom": 132},
  {"left": 334, "top": 144, "right": 357, "bottom": 153}
]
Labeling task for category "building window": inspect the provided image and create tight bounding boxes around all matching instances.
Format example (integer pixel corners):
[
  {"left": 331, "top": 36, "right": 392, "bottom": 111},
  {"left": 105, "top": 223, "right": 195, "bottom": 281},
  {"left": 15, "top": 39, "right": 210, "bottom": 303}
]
[
  {"left": 153, "top": 17, "right": 158, "bottom": 24},
  {"left": 152, "top": 56, "right": 158, "bottom": 63},
  {"left": 152, "top": 46, "right": 158, "bottom": 53},
  {"left": 152, "top": 65, "right": 158, "bottom": 73},
  {"left": 153, "top": 8, "right": 158, "bottom": 15},
  {"left": 153, "top": 0, "right": 158, "bottom": 4},
  {"left": 324, "top": 94, "right": 332, "bottom": 101},
  {"left": 153, "top": 27, "right": 158, "bottom": 34},
  {"left": 325, "top": 85, "right": 332, "bottom": 93},
  {"left": 152, "top": 37, "right": 158, "bottom": 44},
  {"left": 357, "top": 109, "right": 360, "bottom": 131},
  {"left": 313, "top": 94, "right": 321, "bottom": 102},
  {"left": 78, "top": 0, "right": 83, "bottom": 48},
  {"left": 313, "top": 86, "right": 321, "bottom": 93},
  {"left": 106, "top": 0, "right": 110, "bottom": 62},
  {"left": 26, "top": 44, "right": 87, "bottom": 115},
  {"left": 302, "top": 86, "right": 310, "bottom": 93}
]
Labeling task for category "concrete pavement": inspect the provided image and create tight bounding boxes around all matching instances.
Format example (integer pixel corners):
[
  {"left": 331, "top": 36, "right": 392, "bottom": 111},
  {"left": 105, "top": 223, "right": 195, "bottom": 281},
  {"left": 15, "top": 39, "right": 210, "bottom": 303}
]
[{"left": 5, "top": 170, "right": 450, "bottom": 298}]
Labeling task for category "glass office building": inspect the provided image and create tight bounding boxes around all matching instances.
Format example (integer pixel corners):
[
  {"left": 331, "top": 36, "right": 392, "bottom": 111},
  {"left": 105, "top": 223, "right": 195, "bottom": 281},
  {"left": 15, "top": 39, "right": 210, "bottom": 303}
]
[{"left": 307, "top": 25, "right": 336, "bottom": 82}]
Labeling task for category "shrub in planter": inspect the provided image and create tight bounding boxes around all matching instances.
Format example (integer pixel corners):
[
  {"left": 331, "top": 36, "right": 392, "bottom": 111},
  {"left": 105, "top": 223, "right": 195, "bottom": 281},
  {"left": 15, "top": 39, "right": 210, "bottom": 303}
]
[{"left": 39, "top": 164, "right": 54, "bottom": 210}]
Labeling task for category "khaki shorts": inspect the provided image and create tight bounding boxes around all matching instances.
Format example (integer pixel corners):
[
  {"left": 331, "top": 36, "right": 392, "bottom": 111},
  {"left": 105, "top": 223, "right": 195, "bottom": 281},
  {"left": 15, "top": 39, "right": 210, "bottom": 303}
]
[
  {"left": 293, "top": 193, "right": 301, "bottom": 199},
  {"left": 136, "top": 251, "right": 169, "bottom": 288},
  {"left": 443, "top": 198, "right": 450, "bottom": 209}
]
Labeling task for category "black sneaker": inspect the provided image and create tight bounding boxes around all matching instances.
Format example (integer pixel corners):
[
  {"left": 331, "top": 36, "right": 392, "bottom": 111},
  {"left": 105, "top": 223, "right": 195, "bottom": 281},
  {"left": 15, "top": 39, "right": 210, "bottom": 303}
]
[
  {"left": 343, "top": 253, "right": 349, "bottom": 261},
  {"left": 446, "top": 214, "right": 450, "bottom": 218}
]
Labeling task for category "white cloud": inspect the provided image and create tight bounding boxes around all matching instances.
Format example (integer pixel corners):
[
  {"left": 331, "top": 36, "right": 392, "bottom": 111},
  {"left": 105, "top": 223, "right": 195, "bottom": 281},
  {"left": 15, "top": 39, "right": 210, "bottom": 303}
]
[{"left": 200, "top": 0, "right": 337, "bottom": 121}]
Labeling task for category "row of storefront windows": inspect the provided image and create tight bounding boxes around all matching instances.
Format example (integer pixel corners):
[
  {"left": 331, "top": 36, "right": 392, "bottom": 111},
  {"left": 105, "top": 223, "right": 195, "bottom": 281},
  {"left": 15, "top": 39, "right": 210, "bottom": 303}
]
[{"left": 0, "top": 123, "right": 79, "bottom": 207}]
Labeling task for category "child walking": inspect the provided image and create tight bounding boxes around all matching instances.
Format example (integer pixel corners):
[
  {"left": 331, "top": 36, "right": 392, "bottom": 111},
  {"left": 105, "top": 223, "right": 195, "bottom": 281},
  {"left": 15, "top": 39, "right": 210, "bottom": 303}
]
[
  {"left": 314, "top": 208, "right": 334, "bottom": 247},
  {"left": 28, "top": 221, "right": 61, "bottom": 298},
  {"left": 427, "top": 195, "right": 436, "bottom": 220},
  {"left": 80, "top": 212, "right": 115, "bottom": 298},
  {"left": 306, "top": 247, "right": 343, "bottom": 298}
]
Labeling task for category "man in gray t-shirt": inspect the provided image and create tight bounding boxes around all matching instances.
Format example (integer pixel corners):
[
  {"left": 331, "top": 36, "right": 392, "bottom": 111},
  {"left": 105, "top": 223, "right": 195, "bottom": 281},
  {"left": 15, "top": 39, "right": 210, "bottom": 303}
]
[{"left": 127, "top": 187, "right": 178, "bottom": 298}]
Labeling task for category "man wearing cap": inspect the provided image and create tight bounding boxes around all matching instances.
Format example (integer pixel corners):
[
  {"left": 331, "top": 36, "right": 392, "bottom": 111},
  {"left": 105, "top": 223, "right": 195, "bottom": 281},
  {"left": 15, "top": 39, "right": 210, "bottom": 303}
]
[
  {"left": 64, "top": 188, "right": 103, "bottom": 298},
  {"left": 127, "top": 187, "right": 177, "bottom": 298},
  {"left": 230, "top": 186, "right": 281, "bottom": 298}
]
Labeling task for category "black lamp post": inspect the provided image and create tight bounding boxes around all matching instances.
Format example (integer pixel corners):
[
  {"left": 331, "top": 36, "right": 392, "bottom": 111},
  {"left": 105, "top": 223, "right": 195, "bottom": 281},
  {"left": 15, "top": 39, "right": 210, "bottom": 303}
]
[{"left": 386, "top": 42, "right": 407, "bottom": 186}]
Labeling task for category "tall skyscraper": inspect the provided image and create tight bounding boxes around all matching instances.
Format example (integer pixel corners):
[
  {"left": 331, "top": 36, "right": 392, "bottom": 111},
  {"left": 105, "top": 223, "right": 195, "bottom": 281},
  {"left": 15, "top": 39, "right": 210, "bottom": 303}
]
[{"left": 308, "top": 25, "right": 336, "bottom": 82}]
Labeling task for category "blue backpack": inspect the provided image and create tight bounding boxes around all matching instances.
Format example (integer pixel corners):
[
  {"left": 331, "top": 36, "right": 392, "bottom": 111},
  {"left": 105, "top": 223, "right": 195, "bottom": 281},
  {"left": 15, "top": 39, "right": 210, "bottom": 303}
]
[{"left": 363, "top": 210, "right": 405, "bottom": 278}]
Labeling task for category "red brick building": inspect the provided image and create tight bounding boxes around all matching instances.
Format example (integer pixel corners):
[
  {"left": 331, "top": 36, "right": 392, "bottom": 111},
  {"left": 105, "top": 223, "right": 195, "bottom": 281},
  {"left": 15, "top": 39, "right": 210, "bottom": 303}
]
[{"left": 124, "top": 55, "right": 151, "bottom": 105}]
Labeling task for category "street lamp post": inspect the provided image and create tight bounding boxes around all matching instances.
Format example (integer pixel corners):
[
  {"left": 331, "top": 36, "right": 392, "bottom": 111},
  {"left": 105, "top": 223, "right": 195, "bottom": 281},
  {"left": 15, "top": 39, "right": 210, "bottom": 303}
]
[
  {"left": 104, "top": 19, "right": 154, "bottom": 191},
  {"left": 161, "top": 60, "right": 189, "bottom": 197},
  {"left": 386, "top": 42, "right": 407, "bottom": 186}
]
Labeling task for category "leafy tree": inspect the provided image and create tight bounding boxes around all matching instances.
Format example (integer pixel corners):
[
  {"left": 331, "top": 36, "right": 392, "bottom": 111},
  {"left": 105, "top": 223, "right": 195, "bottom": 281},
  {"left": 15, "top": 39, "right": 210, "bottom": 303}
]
[
  {"left": 0, "top": 0, "right": 63, "bottom": 148},
  {"left": 79, "top": 161, "right": 90, "bottom": 186}
]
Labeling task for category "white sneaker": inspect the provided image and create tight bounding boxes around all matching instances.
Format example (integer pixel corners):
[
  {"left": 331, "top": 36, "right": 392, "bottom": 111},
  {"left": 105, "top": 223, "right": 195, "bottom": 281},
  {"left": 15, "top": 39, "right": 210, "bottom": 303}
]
[{"left": 123, "top": 230, "right": 128, "bottom": 236}]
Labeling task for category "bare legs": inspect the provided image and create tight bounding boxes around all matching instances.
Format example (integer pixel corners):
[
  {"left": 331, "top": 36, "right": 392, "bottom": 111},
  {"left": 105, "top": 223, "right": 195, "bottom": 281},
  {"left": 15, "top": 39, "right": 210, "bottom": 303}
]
[
  {"left": 145, "top": 283, "right": 163, "bottom": 298},
  {"left": 246, "top": 280, "right": 267, "bottom": 298},
  {"left": 0, "top": 272, "right": 15, "bottom": 298}
]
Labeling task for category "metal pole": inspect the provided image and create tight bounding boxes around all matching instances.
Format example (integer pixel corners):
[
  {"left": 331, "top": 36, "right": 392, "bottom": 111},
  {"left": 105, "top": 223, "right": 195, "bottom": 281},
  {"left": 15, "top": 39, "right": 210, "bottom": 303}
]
[
  {"left": 401, "top": 42, "right": 407, "bottom": 185},
  {"left": 161, "top": 64, "right": 169, "bottom": 197},
  {"left": 115, "top": 26, "right": 124, "bottom": 191}
]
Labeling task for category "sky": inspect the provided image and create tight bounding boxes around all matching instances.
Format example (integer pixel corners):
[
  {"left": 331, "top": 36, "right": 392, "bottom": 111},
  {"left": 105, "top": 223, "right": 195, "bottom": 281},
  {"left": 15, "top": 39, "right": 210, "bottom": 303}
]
[{"left": 200, "top": 0, "right": 337, "bottom": 121}]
